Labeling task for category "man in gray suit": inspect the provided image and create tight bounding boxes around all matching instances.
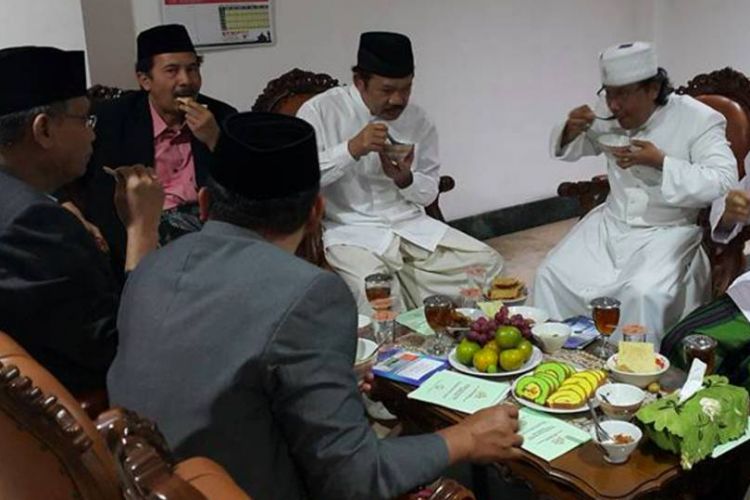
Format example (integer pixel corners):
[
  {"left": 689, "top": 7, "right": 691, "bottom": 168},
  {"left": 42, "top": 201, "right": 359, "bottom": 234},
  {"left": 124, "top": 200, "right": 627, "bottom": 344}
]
[{"left": 108, "top": 112, "right": 523, "bottom": 499}]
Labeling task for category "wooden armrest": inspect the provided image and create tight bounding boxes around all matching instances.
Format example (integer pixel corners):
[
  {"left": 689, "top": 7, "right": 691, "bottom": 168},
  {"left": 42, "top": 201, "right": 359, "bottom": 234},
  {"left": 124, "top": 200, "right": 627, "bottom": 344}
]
[
  {"left": 74, "top": 388, "right": 109, "bottom": 420},
  {"left": 557, "top": 175, "right": 610, "bottom": 217},
  {"left": 398, "top": 477, "right": 475, "bottom": 500},
  {"left": 176, "top": 457, "right": 251, "bottom": 500}
]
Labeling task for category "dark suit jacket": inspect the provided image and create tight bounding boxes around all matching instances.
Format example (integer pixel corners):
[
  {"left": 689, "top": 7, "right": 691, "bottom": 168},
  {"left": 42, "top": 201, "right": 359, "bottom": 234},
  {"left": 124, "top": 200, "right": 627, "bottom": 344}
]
[
  {"left": 0, "top": 169, "right": 119, "bottom": 392},
  {"left": 71, "top": 90, "right": 237, "bottom": 275},
  {"left": 107, "top": 221, "right": 449, "bottom": 500}
]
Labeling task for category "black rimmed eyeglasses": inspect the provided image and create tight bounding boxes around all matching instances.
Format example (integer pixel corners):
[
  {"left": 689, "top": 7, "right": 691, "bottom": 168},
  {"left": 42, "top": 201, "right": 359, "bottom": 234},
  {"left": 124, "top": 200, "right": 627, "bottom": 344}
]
[{"left": 63, "top": 113, "right": 97, "bottom": 129}]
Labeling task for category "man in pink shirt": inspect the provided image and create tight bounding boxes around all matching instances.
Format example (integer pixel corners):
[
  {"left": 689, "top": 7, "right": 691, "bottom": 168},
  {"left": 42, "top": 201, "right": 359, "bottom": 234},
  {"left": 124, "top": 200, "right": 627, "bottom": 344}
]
[{"left": 67, "top": 24, "right": 237, "bottom": 275}]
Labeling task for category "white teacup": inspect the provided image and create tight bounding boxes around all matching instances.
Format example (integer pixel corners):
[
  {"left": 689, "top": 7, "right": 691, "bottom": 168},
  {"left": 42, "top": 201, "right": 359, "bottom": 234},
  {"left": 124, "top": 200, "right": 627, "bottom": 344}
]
[
  {"left": 383, "top": 143, "right": 413, "bottom": 162},
  {"left": 354, "top": 338, "right": 378, "bottom": 382},
  {"left": 531, "top": 322, "right": 571, "bottom": 354},
  {"left": 591, "top": 420, "right": 642, "bottom": 464},
  {"left": 597, "top": 133, "right": 631, "bottom": 154}
]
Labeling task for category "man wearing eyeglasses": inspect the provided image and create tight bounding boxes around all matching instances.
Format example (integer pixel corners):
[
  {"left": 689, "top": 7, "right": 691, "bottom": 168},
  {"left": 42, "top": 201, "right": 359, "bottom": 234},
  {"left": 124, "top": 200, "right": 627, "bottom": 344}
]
[
  {"left": 532, "top": 42, "right": 737, "bottom": 346},
  {"left": 0, "top": 46, "right": 163, "bottom": 394},
  {"left": 67, "top": 24, "right": 237, "bottom": 277}
]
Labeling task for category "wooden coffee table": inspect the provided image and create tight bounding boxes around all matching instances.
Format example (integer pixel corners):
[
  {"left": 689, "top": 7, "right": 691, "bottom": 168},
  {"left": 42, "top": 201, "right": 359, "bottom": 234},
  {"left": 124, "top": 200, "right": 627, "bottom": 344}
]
[{"left": 373, "top": 335, "right": 750, "bottom": 499}]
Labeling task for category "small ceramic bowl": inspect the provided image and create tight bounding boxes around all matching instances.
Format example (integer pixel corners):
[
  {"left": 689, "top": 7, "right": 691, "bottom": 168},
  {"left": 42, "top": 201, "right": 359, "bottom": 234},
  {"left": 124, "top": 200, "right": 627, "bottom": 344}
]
[
  {"left": 357, "top": 314, "right": 373, "bottom": 334},
  {"left": 531, "top": 322, "right": 572, "bottom": 354},
  {"left": 597, "top": 133, "right": 631, "bottom": 154},
  {"left": 606, "top": 354, "right": 670, "bottom": 388},
  {"left": 595, "top": 383, "right": 646, "bottom": 421},
  {"left": 591, "top": 420, "right": 642, "bottom": 464},
  {"left": 507, "top": 306, "right": 550, "bottom": 326},
  {"left": 383, "top": 143, "right": 413, "bottom": 162}
]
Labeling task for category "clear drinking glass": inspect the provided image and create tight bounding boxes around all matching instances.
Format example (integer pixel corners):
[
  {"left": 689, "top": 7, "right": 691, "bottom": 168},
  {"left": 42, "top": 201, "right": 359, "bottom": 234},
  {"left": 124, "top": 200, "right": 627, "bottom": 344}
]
[
  {"left": 682, "top": 334, "right": 718, "bottom": 375},
  {"left": 364, "top": 273, "right": 393, "bottom": 311},
  {"left": 423, "top": 295, "right": 454, "bottom": 356},
  {"left": 590, "top": 297, "right": 621, "bottom": 359}
]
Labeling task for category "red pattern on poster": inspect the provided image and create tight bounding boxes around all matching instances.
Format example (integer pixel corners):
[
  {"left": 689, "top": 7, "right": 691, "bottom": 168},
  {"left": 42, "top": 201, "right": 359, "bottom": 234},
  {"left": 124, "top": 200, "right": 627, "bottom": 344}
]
[{"left": 165, "top": 0, "right": 266, "bottom": 5}]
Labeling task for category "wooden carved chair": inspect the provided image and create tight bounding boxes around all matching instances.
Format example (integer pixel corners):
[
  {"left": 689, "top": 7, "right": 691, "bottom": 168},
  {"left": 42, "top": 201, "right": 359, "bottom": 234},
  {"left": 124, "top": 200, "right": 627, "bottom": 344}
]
[
  {"left": 0, "top": 331, "right": 249, "bottom": 500},
  {"left": 557, "top": 67, "right": 750, "bottom": 297},
  {"left": 252, "top": 68, "right": 456, "bottom": 268}
]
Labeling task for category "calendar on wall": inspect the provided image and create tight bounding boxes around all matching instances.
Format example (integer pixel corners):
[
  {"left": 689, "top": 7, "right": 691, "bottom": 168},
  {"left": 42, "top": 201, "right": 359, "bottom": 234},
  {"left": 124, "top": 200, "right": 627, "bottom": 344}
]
[{"left": 162, "top": 0, "right": 275, "bottom": 49}]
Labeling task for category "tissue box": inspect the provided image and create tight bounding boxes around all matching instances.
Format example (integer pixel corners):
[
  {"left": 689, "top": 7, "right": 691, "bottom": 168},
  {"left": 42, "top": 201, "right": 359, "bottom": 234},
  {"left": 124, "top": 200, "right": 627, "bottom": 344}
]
[{"left": 636, "top": 376, "right": 749, "bottom": 469}]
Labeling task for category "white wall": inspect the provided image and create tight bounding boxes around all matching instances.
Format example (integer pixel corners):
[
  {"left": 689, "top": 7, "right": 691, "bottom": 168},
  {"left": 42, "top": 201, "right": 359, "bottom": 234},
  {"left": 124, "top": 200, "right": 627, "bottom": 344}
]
[
  {"left": 126, "top": 0, "right": 655, "bottom": 220},
  {"left": 655, "top": 0, "right": 750, "bottom": 85},
  {"left": 80, "top": 0, "right": 137, "bottom": 87},
  {"left": 0, "top": 0, "right": 86, "bottom": 50}
]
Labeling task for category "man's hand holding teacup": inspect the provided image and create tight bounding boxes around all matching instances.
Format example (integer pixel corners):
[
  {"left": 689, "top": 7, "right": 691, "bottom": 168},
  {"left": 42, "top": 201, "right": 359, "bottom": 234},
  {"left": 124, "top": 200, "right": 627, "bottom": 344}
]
[
  {"left": 348, "top": 122, "right": 388, "bottom": 160},
  {"left": 379, "top": 146, "right": 415, "bottom": 189},
  {"left": 612, "top": 139, "right": 665, "bottom": 170}
]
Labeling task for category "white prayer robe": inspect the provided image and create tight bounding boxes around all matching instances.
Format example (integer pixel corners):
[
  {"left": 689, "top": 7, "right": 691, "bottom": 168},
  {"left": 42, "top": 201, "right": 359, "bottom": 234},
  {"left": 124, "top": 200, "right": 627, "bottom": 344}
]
[
  {"left": 709, "top": 174, "right": 750, "bottom": 322},
  {"left": 533, "top": 94, "right": 737, "bottom": 345},
  {"left": 297, "top": 86, "right": 502, "bottom": 311}
]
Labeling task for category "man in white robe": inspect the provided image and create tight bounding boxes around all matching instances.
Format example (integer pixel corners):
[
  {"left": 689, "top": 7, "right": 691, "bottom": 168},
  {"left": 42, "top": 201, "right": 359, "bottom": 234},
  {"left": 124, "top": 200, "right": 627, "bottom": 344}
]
[
  {"left": 532, "top": 42, "right": 737, "bottom": 346},
  {"left": 298, "top": 32, "right": 503, "bottom": 313}
]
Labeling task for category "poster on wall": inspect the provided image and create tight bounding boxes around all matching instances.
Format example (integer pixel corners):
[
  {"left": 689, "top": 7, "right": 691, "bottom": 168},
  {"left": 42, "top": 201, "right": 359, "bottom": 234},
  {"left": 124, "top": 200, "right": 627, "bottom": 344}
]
[{"left": 162, "top": 0, "right": 274, "bottom": 49}]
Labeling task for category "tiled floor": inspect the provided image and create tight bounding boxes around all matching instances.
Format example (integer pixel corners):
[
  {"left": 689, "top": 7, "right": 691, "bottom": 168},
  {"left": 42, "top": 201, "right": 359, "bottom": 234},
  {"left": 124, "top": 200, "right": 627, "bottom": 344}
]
[{"left": 484, "top": 218, "right": 578, "bottom": 293}]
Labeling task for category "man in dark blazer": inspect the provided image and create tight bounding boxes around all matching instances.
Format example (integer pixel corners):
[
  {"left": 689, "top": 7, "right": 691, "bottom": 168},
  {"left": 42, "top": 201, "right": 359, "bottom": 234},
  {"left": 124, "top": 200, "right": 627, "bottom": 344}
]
[
  {"left": 108, "top": 112, "right": 523, "bottom": 499},
  {"left": 72, "top": 24, "right": 237, "bottom": 274},
  {"left": 0, "top": 47, "right": 162, "bottom": 394}
]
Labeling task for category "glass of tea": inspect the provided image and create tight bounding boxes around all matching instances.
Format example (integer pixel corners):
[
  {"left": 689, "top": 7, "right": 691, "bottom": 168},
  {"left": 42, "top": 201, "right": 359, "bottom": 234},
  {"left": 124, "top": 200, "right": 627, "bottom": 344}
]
[
  {"left": 364, "top": 273, "right": 393, "bottom": 311},
  {"left": 682, "top": 334, "right": 717, "bottom": 375},
  {"left": 590, "top": 297, "right": 621, "bottom": 359},
  {"left": 423, "top": 294, "right": 454, "bottom": 355}
]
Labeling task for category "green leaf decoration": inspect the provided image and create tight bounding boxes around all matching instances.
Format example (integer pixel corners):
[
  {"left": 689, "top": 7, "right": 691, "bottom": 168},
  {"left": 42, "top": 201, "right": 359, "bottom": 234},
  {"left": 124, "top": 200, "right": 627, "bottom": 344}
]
[{"left": 636, "top": 376, "right": 749, "bottom": 469}]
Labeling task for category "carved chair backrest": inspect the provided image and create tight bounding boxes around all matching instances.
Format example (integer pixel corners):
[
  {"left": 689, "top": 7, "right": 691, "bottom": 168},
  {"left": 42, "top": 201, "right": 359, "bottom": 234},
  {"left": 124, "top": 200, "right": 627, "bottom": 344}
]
[
  {"left": 251, "top": 68, "right": 340, "bottom": 115},
  {"left": 676, "top": 67, "right": 750, "bottom": 178},
  {"left": 0, "top": 332, "right": 120, "bottom": 499},
  {"left": 0, "top": 332, "right": 212, "bottom": 500}
]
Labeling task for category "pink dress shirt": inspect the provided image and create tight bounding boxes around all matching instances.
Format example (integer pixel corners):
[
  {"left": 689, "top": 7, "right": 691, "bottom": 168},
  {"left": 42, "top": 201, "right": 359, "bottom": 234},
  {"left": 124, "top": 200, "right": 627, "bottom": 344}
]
[{"left": 150, "top": 102, "right": 198, "bottom": 210}]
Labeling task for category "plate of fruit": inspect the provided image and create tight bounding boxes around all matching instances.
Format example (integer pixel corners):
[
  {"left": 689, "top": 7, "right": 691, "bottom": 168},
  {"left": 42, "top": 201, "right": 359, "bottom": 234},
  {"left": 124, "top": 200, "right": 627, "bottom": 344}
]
[
  {"left": 512, "top": 361, "right": 608, "bottom": 414},
  {"left": 448, "top": 306, "right": 542, "bottom": 377}
]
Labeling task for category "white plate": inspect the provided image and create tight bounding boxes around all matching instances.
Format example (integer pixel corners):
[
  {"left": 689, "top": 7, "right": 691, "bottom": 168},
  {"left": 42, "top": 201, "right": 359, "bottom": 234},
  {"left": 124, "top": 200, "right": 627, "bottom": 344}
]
[
  {"left": 510, "top": 373, "right": 602, "bottom": 414},
  {"left": 507, "top": 306, "right": 549, "bottom": 325},
  {"left": 357, "top": 314, "right": 372, "bottom": 330},
  {"left": 448, "top": 345, "right": 543, "bottom": 378},
  {"left": 501, "top": 288, "right": 528, "bottom": 305}
]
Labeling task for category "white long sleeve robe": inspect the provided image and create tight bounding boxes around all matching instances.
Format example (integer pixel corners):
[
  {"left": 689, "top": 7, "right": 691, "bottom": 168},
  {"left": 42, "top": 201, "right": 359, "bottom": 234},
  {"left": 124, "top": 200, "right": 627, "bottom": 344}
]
[
  {"left": 532, "top": 94, "right": 737, "bottom": 345},
  {"left": 296, "top": 85, "right": 447, "bottom": 255}
]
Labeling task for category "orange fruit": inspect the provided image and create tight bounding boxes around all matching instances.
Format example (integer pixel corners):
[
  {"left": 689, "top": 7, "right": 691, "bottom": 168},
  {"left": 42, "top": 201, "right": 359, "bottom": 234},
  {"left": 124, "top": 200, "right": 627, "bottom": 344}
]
[
  {"left": 484, "top": 340, "right": 500, "bottom": 352},
  {"left": 517, "top": 339, "right": 533, "bottom": 361},
  {"left": 456, "top": 340, "right": 481, "bottom": 366},
  {"left": 473, "top": 348, "right": 499, "bottom": 373},
  {"left": 495, "top": 326, "right": 522, "bottom": 349},
  {"left": 499, "top": 349, "right": 525, "bottom": 371}
]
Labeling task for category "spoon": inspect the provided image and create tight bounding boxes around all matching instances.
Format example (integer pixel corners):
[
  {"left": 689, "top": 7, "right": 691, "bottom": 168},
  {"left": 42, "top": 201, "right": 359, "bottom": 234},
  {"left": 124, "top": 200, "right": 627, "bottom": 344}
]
[
  {"left": 587, "top": 398, "right": 614, "bottom": 442},
  {"left": 386, "top": 132, "right": 404, "bottom": 145},
  {"left": 594, "top": 114, "right": 617, "bottom": 121}
]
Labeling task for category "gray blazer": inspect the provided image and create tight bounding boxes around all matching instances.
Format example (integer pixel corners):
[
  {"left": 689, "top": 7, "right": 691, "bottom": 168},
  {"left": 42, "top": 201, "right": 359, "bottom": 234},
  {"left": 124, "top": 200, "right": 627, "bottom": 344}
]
[{"left": 107, "top": 220, "right": 448, "bottom": 499}]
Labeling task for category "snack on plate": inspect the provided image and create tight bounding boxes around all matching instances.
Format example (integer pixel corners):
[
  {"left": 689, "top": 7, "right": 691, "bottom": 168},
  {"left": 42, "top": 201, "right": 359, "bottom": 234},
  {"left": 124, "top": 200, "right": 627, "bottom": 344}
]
[
  {"left": 617, "top": 341, "right": 657, "bottom": 373},
  {"left": 489, "top": 276, "right": 524, "bottom": 300},
  {"left": 514, "top": 361, "right": 608, "bottom": 409},
  {"left": 449, "top": 309, "right": 473, "bottom": 328}
]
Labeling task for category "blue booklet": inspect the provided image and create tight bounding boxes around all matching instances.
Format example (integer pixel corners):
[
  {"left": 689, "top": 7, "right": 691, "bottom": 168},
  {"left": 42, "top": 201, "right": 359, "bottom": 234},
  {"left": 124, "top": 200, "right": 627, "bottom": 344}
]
[
  {"left": 373, "top": 349, "right": 449, "bottom": 386},
  {"left": 562, "top": 315, "right": 599, "bottom": 349}
]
